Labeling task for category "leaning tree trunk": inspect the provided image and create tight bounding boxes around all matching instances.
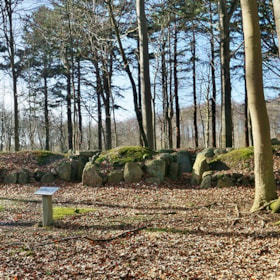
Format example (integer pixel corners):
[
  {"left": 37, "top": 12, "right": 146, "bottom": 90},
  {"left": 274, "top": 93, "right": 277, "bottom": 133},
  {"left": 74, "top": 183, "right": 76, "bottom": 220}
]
[
  {"left": 106, "top": 0, "right": 148, "bottom": 147},
  {"left": 240, "top": 0, "right": 277, "bottom": 212}
]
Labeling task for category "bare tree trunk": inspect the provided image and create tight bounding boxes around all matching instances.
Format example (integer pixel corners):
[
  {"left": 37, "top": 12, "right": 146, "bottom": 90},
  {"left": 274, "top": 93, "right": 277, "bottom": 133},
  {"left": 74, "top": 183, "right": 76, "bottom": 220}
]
[
  {"left": 240, "top": 0, "right": 277, "bottom": 211},
  {"left": 136, "top": 0, "right": 154, "bottom": 149},
  {"left": 167, "top": 27, "right": 174, "bottom": 149},
  {"left": 111, "top": 96, "right": 118, "bottom": 148},
  {"left": 219, "top": 0, "right": 238, "bottom": 148},
  {"left": 206, "top": 83, "right": 211, "bottom": 148},
  {"left": 66, "top": 71, "right": 73, "bottom": 151},
  {"left": 93, "top": 56, "right": 103, "bottom": 151},
  {"left": 102, "top": 64, "right": 112, "bottom": 150},
  {"left": 191, "top": 23, "right": 198, "bottom": 148},
  {"left": 77, "top": 58, "right": 82, "bottom": 150},
  {"left": 174, "top": 18, "right": 180, "bottom": 149},
  {"left": 161, "top": 42, "right": 168, "bottom": 149},
  {"left": 106, "top": 0, "right": 148, "bottom": 147},
  {"left": 244, "top": 75, "right": 250, "bottom": 147},
  {"left": 43, "top": 75, "right": 50, "bottom": 150},
  {"left": 1, "top": 0, "right": 20, "bottom": 151},
  {"left": 210, "top": 0, "right": 217, "bottom": 148},
  {"left": 273, "top": 0, "right": 280, "bottom": 56}
]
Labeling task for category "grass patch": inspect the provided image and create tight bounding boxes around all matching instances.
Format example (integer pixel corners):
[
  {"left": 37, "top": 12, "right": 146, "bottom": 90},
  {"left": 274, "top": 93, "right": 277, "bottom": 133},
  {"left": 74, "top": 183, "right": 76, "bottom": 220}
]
[{"left": 53, "top": 207, "right": 95, "bottom": 220}]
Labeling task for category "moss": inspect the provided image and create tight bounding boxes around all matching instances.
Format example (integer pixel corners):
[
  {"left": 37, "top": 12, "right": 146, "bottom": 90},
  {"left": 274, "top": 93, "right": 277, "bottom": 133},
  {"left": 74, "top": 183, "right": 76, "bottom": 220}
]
[
  {"left": 209, "top": 147, "right": 254, "bottom": 170},
  {"left": 96, "top": 146, "right": 156, "bottom": 167},
  {"left": 270, "top": 199, "right": 280, "bottom": 213},
  {"left": 33, "top": 150, "right": 65, "bottom": 166},
  {"left": 53, "top": 207, "right": 95, "bottom": 220}
]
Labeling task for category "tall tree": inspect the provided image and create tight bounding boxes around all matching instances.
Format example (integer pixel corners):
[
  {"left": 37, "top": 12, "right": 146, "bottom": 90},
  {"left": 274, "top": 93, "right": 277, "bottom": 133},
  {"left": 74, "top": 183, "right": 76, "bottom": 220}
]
[
  {"left": 22, "top": 6, "right": 58, "bottom": 151},
  {"left": 191, "top": 20, "right": 198, "bottom": 148},
  {"left": 209, "top": 0, "right": 217, "bottom": 148},
  {"left": 173, "top": 16, "right": 180, "bottom": 149},
  {"left": 0, "top": 0, "right": 21, "bottom": 151},
  {"left": 136, "top": 0, "right": 154, "bottom": 149},
  {"left": 273, "top": 0, "right": 280, "bottom": 56},
  {"left": 105, "top": 0, "right": 149, "bottom": 147},
  {"left": 240, "top": 0, "right": 277, "bottom": 211},
  {"left": 218, "top": 0, "right": 238, "bottom": 148}
]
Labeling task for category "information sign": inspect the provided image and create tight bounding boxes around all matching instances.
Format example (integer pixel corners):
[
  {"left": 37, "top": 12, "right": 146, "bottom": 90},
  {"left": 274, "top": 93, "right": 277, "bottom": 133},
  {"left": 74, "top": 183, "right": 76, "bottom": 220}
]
[{"left": 34, "top": 186, "right": 59, "bottom": 196}]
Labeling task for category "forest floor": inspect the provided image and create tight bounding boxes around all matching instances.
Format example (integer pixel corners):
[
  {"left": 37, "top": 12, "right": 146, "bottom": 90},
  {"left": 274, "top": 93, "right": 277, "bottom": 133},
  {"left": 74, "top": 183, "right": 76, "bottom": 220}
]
[{"left": 1, "top": 152, "right": 280, "bottom": 279}]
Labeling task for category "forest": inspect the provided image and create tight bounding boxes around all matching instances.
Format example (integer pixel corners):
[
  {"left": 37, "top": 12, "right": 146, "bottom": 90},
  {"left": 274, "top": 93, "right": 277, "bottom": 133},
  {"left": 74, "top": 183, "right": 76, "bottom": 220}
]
[
  {"left": 0, "top": 0, "right": 279, "bottom": 152},
  {"left": 2, "top": 1, "right": 280, "bottom": 278}
]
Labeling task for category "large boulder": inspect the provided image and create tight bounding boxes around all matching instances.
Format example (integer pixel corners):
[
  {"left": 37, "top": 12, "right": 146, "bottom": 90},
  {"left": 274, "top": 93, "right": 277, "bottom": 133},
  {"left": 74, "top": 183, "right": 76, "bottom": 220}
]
[
  {"left": 70, "top": 159, "right": 79, "bottom": 181},
  {"left": 82, "top": 162, "right": 103, "bottom": 187},
  {"left": 57, "top": 161, "right": 72, "bottom": 181},
  {"left": 216, "top": 175, "right": 234, "bottom": 188},
  {"left": 41, "top": 172, "right": 55, "bottom": 183},
  {"left": 146, "top": 176, "right": 161, "bottom": 185},
  {"left": 201, "top": 147, "right": 215, "bottom": 158},
  {"left": 177, "top": 151, "right": 192, "bottom": 175},
  {"left": 18, "top": 169, "right": 29, "bottom": 184},
  {"left": 145, "top": 159, "right": 166, "bottom": 183},
  {"left": 200, "top": 171, "right": 213, "bottom": 189},
  {"left": 168, "top": 162, "right": 179, "bottom": 181},
  {"left": 123, "top": 162, "right": 143, "bottom": 183},
  {"left": 4, "top": 172, "right": 18, "bottom": 184},
  {"left": 156, "top": 153, "right": 173, "bottom": 169},
  {"left": 107, "top": 170, "right": 123, "bottom": 184},
  {"left": 191, "top": 153, "right": 209, "bottom": 185}
]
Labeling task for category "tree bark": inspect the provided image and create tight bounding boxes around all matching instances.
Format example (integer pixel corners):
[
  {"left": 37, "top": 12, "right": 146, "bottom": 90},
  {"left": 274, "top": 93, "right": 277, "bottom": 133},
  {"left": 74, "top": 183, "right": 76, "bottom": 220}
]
[
  {"left": 191, "top": 22, "right": 198, "bottom": 148},
  {"left": 93, "top": 55, "right": 103, "bottom": 151},
  {"left": 210, "top": 0, "right": 217, "bottom": 148},
  {"left": 174, "top": 18, "right": 181, "bottom": 149},
  {"left": 219, "top": 0, "right": 238, "bottom": 148},
  {"left": 240, "top": 0, "right": 277, "bottom": 211},
  {"left": 43, "top": 75, "right": 50, "bottom": 151},
  {"left": 1, "top": 0, "right": 20, "bottom": 151},
  {"left": 66, "top": 70, "right": 73, "bottom": 151},
  {"left": 102, "top": 67, "right": 112, "bottom": 150},
  {"left": 273, "top": 0, "right": 280, "bottom": 56},
  {"left": 161, "top": 41, "right": 168, "bottom": 149},
  {"left": 106, "top": 0, "right": 148, "bottom": 147},
  {"left": 77, "top": 58, "right": 82, "bottom": 150},
  {"left": 136, "top": 0, "right": 154, "bottom": 150}
]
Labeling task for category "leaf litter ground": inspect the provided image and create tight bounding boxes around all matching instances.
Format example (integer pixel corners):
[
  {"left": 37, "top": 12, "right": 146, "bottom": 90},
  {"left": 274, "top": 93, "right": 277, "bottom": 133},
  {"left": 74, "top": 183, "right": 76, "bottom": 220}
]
[{"left": 1, "top": 180, "right": 280, "bottom": 279}]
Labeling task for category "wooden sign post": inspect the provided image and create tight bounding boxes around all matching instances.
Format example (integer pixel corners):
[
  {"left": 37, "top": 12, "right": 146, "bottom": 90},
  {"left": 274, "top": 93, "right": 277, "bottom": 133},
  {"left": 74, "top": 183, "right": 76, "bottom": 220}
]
[{"left": 35, "top": 187, "right": 59, "bottom": 226}]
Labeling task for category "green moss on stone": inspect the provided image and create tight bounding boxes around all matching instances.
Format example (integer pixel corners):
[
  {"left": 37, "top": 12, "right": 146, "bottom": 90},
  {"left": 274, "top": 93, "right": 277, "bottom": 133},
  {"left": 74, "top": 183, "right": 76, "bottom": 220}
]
[
  {"left": 209, "top": 147, "right": 254, "bottom": 170},
  {"left": 96, "top": 146, "right": 156, "bottom": 167},
  {"left": 34, "top": 150, "right": 65, "bottom": 166}
]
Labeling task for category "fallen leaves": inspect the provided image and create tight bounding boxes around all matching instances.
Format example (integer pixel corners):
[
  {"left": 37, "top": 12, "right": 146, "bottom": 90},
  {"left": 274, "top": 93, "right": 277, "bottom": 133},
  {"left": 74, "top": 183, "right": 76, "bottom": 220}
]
[{"left": 0, "top": 182, "right": 280, "bottom": 279}]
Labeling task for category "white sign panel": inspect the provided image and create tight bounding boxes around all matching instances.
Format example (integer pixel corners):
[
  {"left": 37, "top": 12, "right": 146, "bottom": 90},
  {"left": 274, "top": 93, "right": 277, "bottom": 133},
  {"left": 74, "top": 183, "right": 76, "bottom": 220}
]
[{"left": 34, "top": 186, "right": 60, "bottom": 196}]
